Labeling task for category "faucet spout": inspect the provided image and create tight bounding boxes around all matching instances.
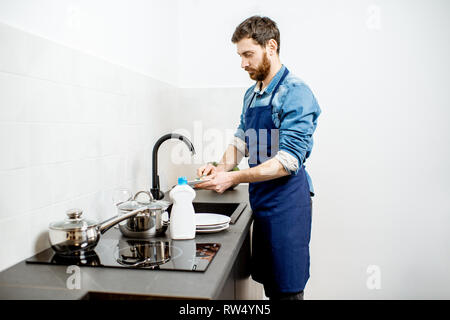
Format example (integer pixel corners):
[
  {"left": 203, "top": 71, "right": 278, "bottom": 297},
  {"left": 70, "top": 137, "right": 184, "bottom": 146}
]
[{"left": 151, "top": 133, "right": 196, "bottom": 200}]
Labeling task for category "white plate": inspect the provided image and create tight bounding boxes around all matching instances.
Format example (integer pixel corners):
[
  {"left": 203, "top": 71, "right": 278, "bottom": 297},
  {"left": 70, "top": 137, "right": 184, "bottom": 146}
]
[
  {"left": 187, "top": 178, "right": 211, "bottom": 187},
  {"left": 196, "top": 222, "right": 229, "bottom": 230},
  {"left": 195, "top": 213, "right": 231, "bottom": 227},
  {"left": 170, "top": 178, "right": 212, "bottom": 191},
  {"left": 196, "top": 224, "right": 229, "bottom": 233}
]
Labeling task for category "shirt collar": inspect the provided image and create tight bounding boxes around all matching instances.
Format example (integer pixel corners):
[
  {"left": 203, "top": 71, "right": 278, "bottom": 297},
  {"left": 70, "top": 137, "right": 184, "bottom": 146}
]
[{"left": 253, "top": 64, "right": 286, "bottom": 95}]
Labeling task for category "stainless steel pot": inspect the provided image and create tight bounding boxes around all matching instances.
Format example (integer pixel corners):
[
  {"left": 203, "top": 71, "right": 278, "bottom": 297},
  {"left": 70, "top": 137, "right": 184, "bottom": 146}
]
[
  {"left": 48, "top": 207, "right": 146, "bottom": 255},
  {"left": 117, "top": 191, "right": 170, "bottom": 238}
]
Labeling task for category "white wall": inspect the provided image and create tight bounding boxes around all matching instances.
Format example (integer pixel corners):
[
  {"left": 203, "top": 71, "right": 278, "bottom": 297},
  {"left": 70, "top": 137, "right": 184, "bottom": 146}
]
[
  {"left": 0, "top": 1, "right": 181, "bottom": 271},
  {"left": 0, "top": 0, "right": 180, "bottom": 85},
  {"left": 1, "top": 0, "right": 449, "bottom": 299}
]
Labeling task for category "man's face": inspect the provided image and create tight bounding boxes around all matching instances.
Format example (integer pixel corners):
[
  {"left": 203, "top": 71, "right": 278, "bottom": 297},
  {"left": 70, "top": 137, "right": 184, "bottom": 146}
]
[{"left": 236, "top": 38, "right": 271, "bottom": 82}]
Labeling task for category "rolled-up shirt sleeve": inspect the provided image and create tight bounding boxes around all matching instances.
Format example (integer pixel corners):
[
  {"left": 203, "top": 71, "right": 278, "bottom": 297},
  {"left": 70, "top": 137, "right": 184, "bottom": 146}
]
[
  {"left": 274, "top": 150, "right": 299, "bottom": 174},
  {"left": 277, "top": 82, "right": 320, "bottom": 175}
]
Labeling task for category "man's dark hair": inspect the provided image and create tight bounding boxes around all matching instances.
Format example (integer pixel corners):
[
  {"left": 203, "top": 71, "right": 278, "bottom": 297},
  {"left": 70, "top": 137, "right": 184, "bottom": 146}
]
[{"left": 231, "top": 16, "right": 280, "bottom": 54}]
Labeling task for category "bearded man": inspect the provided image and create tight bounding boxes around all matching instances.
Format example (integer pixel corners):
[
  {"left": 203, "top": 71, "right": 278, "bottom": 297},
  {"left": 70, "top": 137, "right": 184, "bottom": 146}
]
[{"left": 197, "top": 16, "right": 321, "bottom": 300}]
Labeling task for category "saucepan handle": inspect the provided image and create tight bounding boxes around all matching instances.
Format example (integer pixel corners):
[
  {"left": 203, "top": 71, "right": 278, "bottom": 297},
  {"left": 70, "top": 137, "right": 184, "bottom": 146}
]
[{"left": 98, "top": 207, "right": 147, "bottom": 234}]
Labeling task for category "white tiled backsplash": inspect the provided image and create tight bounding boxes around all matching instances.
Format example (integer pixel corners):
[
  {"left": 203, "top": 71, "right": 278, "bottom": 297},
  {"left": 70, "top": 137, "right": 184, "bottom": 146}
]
[{"left": 0, "top": 22, "right": 179, "bottom": 271}]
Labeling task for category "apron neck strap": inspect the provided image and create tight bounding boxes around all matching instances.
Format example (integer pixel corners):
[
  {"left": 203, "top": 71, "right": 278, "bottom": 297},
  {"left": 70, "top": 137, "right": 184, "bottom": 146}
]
[
  {"left": 247, "top": 67, "right": 290, "bottom": 109},
  {"left": 268, "top": 67, "right": 290, "bottom": 106}
]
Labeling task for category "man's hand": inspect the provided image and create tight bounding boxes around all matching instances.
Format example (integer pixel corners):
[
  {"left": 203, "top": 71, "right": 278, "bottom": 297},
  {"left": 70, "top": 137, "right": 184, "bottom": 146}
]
[
  {"left": 198, "top": 157, "right": 289, "bottom": 194},
  {"left": 197, "top": 144, "right": 242, "bottom": 179},
  {"left": 197, "top": 163, "right": 222, "bottom": 177},
  {"left": 195, "top": 171, "right": 239, "bottom": 194}
]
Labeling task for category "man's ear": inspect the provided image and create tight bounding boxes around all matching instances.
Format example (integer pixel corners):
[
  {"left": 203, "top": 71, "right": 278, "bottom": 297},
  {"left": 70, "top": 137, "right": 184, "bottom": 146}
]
[{"left": 267, "top": 39, "right": 278, "bottom": 56}]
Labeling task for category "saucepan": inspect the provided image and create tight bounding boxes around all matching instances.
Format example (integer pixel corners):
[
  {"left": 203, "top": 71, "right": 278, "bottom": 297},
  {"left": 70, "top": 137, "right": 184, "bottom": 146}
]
[
  {"left": 48, "top": 207, "right": 147, "bottom": 255},
  {"left": 117, "top": 191, "right": 171, "bottom": 238}
]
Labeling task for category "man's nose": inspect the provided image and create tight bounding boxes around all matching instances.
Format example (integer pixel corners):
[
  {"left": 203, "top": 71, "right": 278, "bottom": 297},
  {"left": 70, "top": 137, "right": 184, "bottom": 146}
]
[{"left": 241, "top": 58, "right": 249, "bottom": 69}]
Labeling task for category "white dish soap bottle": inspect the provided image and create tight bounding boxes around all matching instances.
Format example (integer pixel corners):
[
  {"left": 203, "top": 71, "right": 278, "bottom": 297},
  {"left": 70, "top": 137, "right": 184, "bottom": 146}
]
[{"left": 169, "top": 176, "right": 196, "bottom": 240}]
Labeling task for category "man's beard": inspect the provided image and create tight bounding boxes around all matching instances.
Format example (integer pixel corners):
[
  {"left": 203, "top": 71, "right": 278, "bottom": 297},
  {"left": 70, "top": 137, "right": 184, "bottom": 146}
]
[{"left": 246, "top": 51, "right": 271, "bottom": 82}]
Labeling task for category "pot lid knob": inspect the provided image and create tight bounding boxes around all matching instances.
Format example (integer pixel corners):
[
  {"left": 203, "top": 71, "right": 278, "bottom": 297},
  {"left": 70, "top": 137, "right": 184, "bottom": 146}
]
[{"left": 66, "top": 208, "right": 83, "bottom": 219}]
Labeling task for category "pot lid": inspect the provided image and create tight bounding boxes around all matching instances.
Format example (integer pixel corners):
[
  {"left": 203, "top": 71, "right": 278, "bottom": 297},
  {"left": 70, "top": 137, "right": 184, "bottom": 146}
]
[
  {"left": 117, "top": 199, "right": 170, "bottom": 211},
  {"left": 49, "top": 208, "right": 97, "bottom": 231},
  {"left": 117, "top": 200, "right": 142, "bottom": 212},
  {"left": 146, "top": 199, "right": 170, "bottom": 210},
  {"left": 134, "top": 190, "right": 170, "bottom": 210}
]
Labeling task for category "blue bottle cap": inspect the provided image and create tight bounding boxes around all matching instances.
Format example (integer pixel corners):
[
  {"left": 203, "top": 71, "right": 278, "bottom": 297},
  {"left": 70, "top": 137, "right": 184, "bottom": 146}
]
[{"left": 177, "top": 176, "right": 188, "bottom": 185}]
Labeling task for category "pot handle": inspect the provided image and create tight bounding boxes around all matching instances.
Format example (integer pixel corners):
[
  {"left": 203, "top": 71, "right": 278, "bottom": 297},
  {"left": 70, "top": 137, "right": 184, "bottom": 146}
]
[
  {"left": 133, "top": 190, "right": 154, "bottom": 203},
  {"left": 98, "top": 207, "right": 147, "bottom": 234}
]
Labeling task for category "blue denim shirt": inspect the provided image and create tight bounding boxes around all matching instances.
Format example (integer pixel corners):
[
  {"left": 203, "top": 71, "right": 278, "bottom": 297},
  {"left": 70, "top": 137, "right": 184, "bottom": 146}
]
[{"left": 234, "top": 65, "right": 321, "bottom": 195}]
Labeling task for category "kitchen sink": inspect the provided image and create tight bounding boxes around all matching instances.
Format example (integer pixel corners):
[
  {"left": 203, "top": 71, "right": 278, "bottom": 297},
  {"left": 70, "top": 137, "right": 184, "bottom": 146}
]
[{"left": 167, "top": 202, "right": 247, "bottom": 224}]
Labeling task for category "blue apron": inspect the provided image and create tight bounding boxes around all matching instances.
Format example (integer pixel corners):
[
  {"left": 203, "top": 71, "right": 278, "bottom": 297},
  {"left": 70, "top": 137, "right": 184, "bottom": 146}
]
[{"left": 245, "top": 68, "right": 312, "bottom": 294}]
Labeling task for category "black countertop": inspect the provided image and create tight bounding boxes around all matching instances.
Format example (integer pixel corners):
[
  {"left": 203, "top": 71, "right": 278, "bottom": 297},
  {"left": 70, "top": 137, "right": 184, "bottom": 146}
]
[{"left": 0, "top": 185, "right": 253, "bottom": 300}]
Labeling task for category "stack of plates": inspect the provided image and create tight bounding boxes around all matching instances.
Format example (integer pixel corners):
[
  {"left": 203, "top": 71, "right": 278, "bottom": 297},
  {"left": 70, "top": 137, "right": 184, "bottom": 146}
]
[{"left": 195, "top": 213, "right": 231, "bottom": 233}]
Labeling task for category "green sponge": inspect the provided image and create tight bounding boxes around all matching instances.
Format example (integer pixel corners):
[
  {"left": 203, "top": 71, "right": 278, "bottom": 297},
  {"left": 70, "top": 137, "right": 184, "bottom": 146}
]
[{"left": 211, "top": 161, "right": 240, "bottom": 172}]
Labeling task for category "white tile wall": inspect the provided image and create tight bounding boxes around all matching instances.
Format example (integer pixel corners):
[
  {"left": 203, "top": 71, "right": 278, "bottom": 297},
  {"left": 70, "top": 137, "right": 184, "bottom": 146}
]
[
  {"left": 0, "top": 22, "right": 179, "bottom": 271},
  {"left": 166, "top": 87, "right": 250, "bottom": 180}
]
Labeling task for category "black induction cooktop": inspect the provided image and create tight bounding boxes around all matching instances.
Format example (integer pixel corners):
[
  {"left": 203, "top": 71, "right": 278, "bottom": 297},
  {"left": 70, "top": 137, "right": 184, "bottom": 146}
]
[{"left": 26, "top": 238, "right": 220, "bottom": 272}]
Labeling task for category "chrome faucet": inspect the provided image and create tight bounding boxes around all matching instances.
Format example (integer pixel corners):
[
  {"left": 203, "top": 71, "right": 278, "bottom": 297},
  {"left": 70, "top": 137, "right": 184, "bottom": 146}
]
[{"left": 151, "top": 133, "right": 196, "bottom": 200}]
